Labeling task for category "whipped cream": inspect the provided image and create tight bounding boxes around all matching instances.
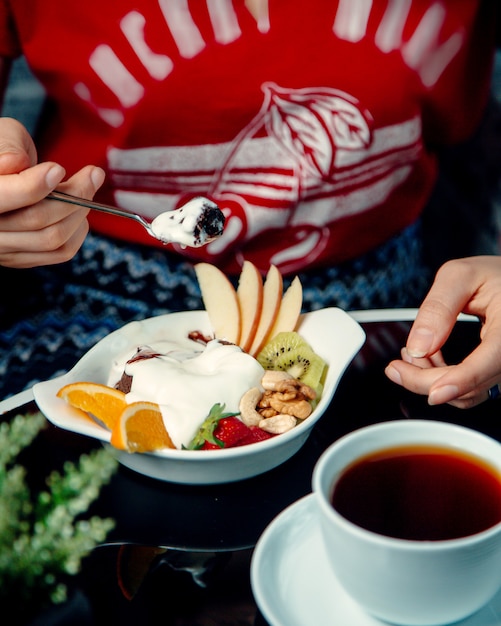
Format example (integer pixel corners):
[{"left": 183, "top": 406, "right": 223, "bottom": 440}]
[
  {"left": 150, "top": 197, "right": 225, "bottom": 247},
  {"left": 108, "top": 339, "right": 264, "bottom": 449}
]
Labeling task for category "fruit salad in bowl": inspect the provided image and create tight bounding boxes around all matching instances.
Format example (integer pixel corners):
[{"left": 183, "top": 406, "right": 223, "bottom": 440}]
[{"left": 33, "top": 262, "right": 365, "bottom": 484}]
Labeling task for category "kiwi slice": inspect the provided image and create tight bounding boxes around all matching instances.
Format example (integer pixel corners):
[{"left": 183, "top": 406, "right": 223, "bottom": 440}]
[{"left": 257, "top": 331, "right": 327, "bottom": 395}]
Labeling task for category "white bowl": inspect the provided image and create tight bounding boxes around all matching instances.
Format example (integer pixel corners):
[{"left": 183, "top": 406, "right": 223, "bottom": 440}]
[{"left": 33, "top": 307, "right": 365, "bottom": 484}]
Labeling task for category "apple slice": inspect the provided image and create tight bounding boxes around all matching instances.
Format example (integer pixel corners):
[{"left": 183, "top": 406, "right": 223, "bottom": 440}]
[
  {"left": 194, "top": 263, "right": 241, "bottom": 344},
  {"left": 237, "top": 260, "right": 264, "bottom": 352},
  {"left": 249, "top": 265, "right": 283, "bottom": 357},
  {"left": 265, "top": 275, "right": 303, "bottom": 342}
]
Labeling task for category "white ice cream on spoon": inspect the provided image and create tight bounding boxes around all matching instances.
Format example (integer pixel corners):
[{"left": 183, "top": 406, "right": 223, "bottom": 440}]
[{"left": 150, "top": 197, "right": 225, "bottom": 247}]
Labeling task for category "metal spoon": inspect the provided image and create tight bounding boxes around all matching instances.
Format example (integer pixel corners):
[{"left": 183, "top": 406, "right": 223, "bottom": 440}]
[{"left": 47, "top": 190, "right": 225, "bottom": 248}]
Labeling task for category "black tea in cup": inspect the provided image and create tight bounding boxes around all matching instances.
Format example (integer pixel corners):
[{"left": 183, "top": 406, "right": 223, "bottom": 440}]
[{"left": 330, "top": 444, "right": 501, "bottom": 541}]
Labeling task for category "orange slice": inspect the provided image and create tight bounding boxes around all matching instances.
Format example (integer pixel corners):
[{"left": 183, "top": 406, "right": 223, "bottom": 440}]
[
  {"left": 57, "top": 381, "right": 127, "bottom": 430},
  {"left": 110, "top": 401, "right": 174, "bottom": 453}
]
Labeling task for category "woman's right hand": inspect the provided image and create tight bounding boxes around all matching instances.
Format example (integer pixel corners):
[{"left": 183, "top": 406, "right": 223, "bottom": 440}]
[
  {"left": 385, "top": 256, "right": 501, "bottom": 408},
  {"left": 0, "top": 117, "right": 105, "bottom": 268}
]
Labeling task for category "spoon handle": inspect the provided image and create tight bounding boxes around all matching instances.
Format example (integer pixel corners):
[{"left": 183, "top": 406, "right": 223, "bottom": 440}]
[
  {"left": 47, "top": 190, "right": 152, "bottom": 230},
  {"left": 47, "top": 190, "right": 225, "bottom": 247}
]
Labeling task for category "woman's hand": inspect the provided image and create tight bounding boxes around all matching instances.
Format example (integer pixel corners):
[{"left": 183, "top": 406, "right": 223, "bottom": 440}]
[
  {"left": 0, "top": 117, "right": 105, "bottom": 268},
  {"left": 385, "top": 256, "right": 501, "bottom": 408}
]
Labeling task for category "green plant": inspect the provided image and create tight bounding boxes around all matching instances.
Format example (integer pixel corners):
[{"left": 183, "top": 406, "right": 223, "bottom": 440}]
[{"left": 0, "top": 411, "right": 118, "bottom": 618}]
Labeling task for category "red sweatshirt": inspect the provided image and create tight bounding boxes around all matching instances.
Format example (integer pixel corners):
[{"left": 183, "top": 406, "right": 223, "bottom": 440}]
[{"left": 0, "top": 0, "right": 495, "bottom": 274}]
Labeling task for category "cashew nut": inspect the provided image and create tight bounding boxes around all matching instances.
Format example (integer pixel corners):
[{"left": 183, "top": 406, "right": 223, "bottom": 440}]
[
  {"left": 259, "top": 414, "right": 297, "bottom": 434},
  {"left": 261, "top": 370, "right": 294, "bottom": 390},
  {"left": 239, "top": 387, "right": 264, "bottom": 426}
]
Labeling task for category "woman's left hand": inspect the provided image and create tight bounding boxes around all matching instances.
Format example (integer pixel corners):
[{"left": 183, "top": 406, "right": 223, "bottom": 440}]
[{"left": 385, "top": 256, "right": 501, "bottom": 408}]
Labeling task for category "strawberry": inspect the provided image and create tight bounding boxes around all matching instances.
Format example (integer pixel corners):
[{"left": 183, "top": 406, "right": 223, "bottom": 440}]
[
  {"left": 235, "top": 426, "right": 275, "bottom": 447},
  {"left": 187, "top": 403, "right": 249, "bottom": 450},
  {"left": 187, "top": 403, "right": 276, "bottom": 450},
  {"left": 203, "top": 415, "right": 251, "bottom": 449}
]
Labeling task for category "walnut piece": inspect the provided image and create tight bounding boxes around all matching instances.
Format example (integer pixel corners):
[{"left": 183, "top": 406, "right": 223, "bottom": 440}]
[{"left": 268, "top": 396, "right": 312, "bottom": 419}]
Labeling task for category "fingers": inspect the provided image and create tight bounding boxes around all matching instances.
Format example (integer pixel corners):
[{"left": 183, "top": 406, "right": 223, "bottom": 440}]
[
  {"left": 0, "top": 163, "right": 105, "bottom": 268},
  {"left": 0, "top": 218, "right": 90, "bottom": 268},
  {"left": 0, "top": 165, "right": 104, "bottom": 229},
  {"left": 0, "top": 117, "right": 38, "bottom": 172},
  {"left": 58, "top": 164, "right": 106, "bottom": 199},
  {"left": 405, "top": 260, "right": 475, "bottom": 359},
  {"left": 386, "top": 320, "right": 501, "bottom": 409},
  {"left": 0, "top": 118, "right": 106, "bottom": 268},
  {"left": 400, "top": 347, "right": 447, "bottom": 369},
  {"left": 0, "top": 162, "right": 66, "bottom": 213},
  {"left": 0, "top": 161, "right": 105, "bottom": 215},
  {"left": 386, "top": 356, "right": 499, "bottom": 409},
  {"left": 0, "top": 118, "right": 65, "bottom": 213},
  {"left": 385, "top": 359, "right": 451, "bottom": 398},
  {"left": 385, "top": 257, "right": 501, "bottom": 408},
  {"left": 427, "top": 322, "right": 501, "bottom": 406}
]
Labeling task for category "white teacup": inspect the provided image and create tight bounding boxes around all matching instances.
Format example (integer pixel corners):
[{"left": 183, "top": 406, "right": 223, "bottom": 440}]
[{"left": 312, "top": 419, "right": 501, "bottom": 626}]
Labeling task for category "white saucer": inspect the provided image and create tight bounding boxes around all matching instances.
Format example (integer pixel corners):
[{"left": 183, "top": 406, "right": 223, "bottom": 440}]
[{"left": 251, "top": 494, "right": 501, "bottom": 626}]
